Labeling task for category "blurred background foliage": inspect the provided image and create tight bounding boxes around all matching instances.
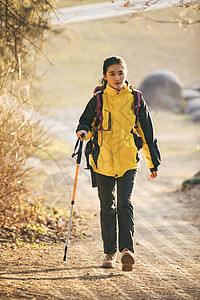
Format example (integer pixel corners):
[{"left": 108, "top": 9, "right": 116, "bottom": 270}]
[{"left": 36, "top": 1, "right": 200, "bottom": 107}]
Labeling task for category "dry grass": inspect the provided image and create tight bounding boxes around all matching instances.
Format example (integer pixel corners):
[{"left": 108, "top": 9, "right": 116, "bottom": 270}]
[
  {"left": 0, "top": 94, "right": 48, "bottom": 228},
  {"left": 0, "top": 94, "right": 79, "bottom": 245}
]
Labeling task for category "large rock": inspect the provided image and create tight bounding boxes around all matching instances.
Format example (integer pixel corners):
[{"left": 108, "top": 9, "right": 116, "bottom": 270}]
[
  {"left": 190, "top": 82, "right": 200, "bottom": 92},
  {"left": 182, "top": 89, "right": 200, "bottom": 101},
  {"left": 191, "top": 110, "right": 200, "bottom": 122},
  {"left": 184, "top": 98, "right": 200, "bottom": 114},
  {"left": 138, "top": 70, "right": 183, "bottom": 110}
]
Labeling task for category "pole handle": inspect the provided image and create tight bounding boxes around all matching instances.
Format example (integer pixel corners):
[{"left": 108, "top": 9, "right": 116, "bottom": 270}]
[
  {"left": 71, "top": 133, "right": 84, "bottom": 163},
  {"left": 76, "top": 133, "right": 84, "bottom": 164},
  {"left": 77, "top": 140, "right": 83, "bottom": 164}
]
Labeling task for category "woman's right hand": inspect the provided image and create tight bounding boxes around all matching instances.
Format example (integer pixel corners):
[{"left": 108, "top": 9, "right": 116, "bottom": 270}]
[{"left": 76, "top": 130, "right": 87, "bottom": 141}]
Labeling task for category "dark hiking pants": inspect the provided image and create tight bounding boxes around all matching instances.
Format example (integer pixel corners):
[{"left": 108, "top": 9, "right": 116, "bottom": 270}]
[{"left": 95, "top": 169, "right": 137, "bottom": 254}]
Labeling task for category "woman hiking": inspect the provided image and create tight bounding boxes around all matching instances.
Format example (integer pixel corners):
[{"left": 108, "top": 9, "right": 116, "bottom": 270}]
[{"left": 76, "top": 56, "right": 161, "bottom": 271}]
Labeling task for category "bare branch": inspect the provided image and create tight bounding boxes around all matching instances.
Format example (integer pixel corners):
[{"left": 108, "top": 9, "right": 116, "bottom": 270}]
[{"left": 120, "top": 0, "right": 200, "bottom": 25}]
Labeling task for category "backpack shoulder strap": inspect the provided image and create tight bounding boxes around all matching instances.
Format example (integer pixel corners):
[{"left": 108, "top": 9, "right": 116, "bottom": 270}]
[
  {"left": 93, "top": 86, "right": 103, "bottom": 119},
  {"left": 93, "top": 86, "right": 103, "bottom": 146}
]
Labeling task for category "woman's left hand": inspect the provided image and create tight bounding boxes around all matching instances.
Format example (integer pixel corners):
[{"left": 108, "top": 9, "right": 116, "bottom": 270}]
[{"left": 150, "top": 171, "right": 158, "bottom": 179}]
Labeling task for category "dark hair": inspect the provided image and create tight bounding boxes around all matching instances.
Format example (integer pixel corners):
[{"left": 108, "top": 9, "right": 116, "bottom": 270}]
[{"left": 99, "top": 56, "right": 127, "bottom": 88}]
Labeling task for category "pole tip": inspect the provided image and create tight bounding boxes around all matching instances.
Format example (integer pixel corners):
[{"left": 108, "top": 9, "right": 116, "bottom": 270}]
[{"left": 63, "top": 246, "right": 67, "bottom": 261}]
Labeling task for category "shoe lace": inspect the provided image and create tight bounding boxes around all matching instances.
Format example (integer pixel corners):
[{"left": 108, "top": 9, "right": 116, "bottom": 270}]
[
  {"left": 106, "top": 253, "right": 116, "bottom": 260},
  {"left": 123, "top": 248, "right": 129, "bottom": 253}
]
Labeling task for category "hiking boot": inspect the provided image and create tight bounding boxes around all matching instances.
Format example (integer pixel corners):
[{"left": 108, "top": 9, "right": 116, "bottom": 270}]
[
  {"left": 102, "top": 253, "right": 117, "bottom": 268},
  {"left": 121, "top": 248, "right": 135, "bottom": 271}
]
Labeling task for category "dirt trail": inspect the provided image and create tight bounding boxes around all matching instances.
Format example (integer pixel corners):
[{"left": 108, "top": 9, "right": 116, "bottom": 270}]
[{"left": 0, "top": 108, "right": 200, "bottom": 299}]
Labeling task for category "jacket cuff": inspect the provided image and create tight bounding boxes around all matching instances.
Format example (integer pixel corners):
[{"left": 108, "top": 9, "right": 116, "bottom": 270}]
[{"left": 76, "top": 124, "right": 90, "bottom": 133}]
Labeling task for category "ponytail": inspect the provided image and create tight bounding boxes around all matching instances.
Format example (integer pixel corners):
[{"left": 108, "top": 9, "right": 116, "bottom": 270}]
[{"left": 98, "top": 77, "right": 107, "bottom": 89}]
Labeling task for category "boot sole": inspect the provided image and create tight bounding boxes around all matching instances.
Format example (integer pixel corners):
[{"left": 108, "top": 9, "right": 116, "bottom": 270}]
[
  {"left": 121, "top": 253, "right": 134, "bottom": 272},
  {"left": 102, "top": 261, "right": 115, "bottom": 268},
  {"left": 122, "top": 263, "right": 133, "bottom": 271}
]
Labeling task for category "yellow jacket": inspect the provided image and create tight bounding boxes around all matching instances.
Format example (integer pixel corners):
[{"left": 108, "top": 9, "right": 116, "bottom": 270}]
[{"left": 76, "top": 84, "right": 161, "bottom": 177}]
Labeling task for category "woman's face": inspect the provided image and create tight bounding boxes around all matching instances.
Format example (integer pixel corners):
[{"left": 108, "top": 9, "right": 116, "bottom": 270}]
[{"left": 103, "top": 64, "right": 127, "bottom": 90}]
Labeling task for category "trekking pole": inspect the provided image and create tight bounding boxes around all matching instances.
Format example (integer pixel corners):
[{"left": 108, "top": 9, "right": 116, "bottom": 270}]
[{"left": 63, "top": 133, "right": 84, "bottom": 261}]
